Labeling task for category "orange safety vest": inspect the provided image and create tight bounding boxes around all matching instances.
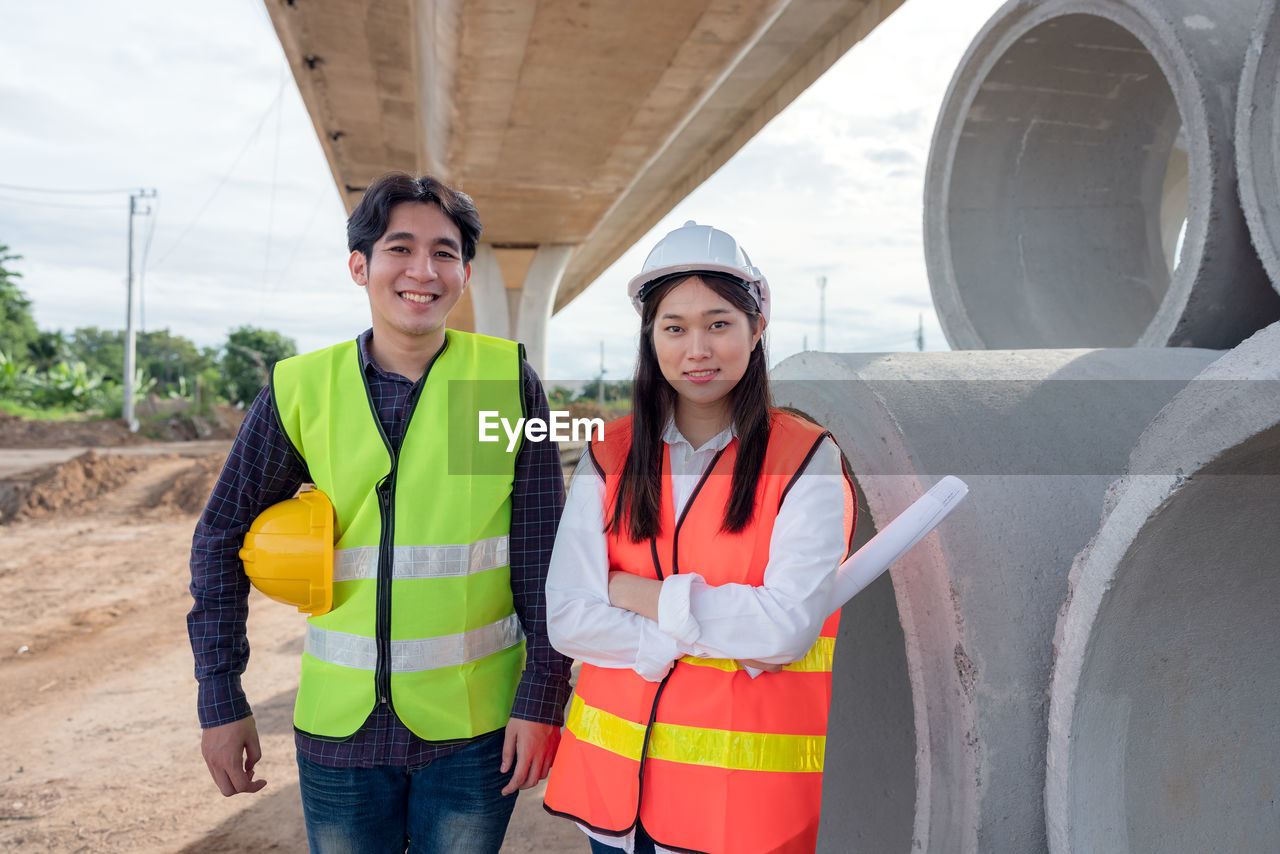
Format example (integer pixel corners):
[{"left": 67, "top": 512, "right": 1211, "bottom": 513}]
[{"left": 544, "top": 411, "right": 856, "bottom": 854}]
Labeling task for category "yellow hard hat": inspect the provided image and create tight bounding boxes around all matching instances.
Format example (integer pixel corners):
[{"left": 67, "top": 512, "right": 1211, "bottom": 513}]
[{"left": 239, "top": 487, "right": 334, "bottom": 616}]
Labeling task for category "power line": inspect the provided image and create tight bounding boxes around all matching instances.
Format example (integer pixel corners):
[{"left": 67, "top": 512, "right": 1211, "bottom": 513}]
[
  {"left": 0, "top": 193, "right": 124, "bottom": 210},
  {"left": 151, "top": 78, "right": 288, "bottom": 270},
  {"left": 0, "top": 182, "right": 141, "bottom": 195},
  {"left": 272, "top": 184, "right": 331, "bottom": 290}
]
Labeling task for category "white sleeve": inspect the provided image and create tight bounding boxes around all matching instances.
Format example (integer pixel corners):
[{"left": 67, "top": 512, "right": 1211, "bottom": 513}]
[
  {"left": 545, "top": 452, "right": 689, "bottom": 682},
  {"left": 656, "top": 436, "right": 848, "bottom": 664}
]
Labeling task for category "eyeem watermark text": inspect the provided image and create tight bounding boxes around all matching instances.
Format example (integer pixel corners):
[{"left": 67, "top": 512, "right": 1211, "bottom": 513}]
[{"left": 478, "top": 410, "right": 605, "bottom": 452}]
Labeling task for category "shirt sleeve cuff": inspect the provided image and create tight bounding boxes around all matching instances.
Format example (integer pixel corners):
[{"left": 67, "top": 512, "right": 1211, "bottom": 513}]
[
  {"left": 196, "top": 675, "right": 252, "bottom": 729},
  {"left": 634, "top": 624, "right": 682, "bottom": 682},
  {"left": 657, "top": 572, "right": 702, "bottom": 646},
  {"left": 510, "top": 668, "right": 574, "bottom": 727}
]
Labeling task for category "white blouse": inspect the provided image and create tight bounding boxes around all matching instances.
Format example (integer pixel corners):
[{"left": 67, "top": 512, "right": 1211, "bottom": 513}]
[{"left": 545, "top": 419, "right": 850, "bottom": 853}]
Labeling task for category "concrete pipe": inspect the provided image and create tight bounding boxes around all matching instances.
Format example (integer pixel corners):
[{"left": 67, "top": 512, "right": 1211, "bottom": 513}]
[
  {"left": 924, "top": 0, "right": 1280, "bottom": 350},
  {"left": 771, "top": 347, "right": 1221, "bottom": 853},
  {"left": 1046, "top": 322, "right": 1280, "bottom": 852},
  {"left": 1238, "top": 0, "right": 1280, "bottom": 291}
]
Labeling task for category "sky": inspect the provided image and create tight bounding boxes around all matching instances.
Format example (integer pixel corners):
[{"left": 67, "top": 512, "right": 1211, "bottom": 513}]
[{"left": 0, "top": 0, "right": 1007, "bottom": 385}]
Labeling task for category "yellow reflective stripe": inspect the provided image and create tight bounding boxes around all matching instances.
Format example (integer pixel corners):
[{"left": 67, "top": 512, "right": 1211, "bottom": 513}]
[
  {"left": 677, "top": 635, "right": 835, "bottom": 674},
  {"left": 566, "top": 693, "right": 648, "bottom": 758},
  {"left": 565, "top": 695, "right": 824, "bottom": 774}
]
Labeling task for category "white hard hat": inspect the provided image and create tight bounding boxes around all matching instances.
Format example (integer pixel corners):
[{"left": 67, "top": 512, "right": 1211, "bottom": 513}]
[{"left": 627, "top": 221, "right": 770, "bottom": 323}]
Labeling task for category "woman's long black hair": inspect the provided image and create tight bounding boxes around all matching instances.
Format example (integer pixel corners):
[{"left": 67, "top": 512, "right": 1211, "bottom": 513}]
[{"left": 609, "top": 273, "right": 772, "bottom": 542}]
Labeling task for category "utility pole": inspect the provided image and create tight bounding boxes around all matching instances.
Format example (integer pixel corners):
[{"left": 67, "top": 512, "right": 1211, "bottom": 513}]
[
  {"left": 817, "top": 275, "right": 827, "bottom": 351},
  {"left": 124, "top": 188, "right": 157, "bottom": 432},
  {"left": 597, "top": 341, "right": 606, "bottom": 410},
  {"left": 916, "top": 313, "right": 925, "bottom": 352}
]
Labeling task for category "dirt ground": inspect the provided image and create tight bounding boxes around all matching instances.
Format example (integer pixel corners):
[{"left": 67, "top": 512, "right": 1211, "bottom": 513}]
[{"left": 0, "top": 416, "right": 584, "bottom": 853}]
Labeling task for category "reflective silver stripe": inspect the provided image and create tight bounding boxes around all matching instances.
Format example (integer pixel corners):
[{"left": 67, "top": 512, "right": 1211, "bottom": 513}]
[
  {"left": 304, "top": 614, "right": 525, "bottom": 673},
  {"left": 332, "top": 536, "right": 510, "bottom": 583}
]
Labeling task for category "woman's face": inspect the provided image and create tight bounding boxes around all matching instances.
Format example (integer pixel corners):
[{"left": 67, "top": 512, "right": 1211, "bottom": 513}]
[{"left": 651, "top": 276, "right": 762, "bottom": 417}]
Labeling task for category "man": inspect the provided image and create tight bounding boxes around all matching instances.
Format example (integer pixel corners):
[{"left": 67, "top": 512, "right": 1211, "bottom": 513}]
[{"left": 188, "top": 172, "right": 573, "bottom": 852}]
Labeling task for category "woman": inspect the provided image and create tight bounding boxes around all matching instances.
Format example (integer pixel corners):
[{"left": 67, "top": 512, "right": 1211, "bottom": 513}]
[{"left": 543, "top": 221, "right": 856, "bottom": 854}]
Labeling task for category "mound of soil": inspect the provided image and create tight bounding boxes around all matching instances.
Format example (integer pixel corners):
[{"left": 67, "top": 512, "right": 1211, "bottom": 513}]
[
  {"left": 0, "top": 410, "right": 147, "bottom": 449},
  {"left": 142, "top": 404, "right": 246, "bottom": 443},
  {"left": 0, "top": 450, "right": 146, "bottom": 524},
  {"left": 0, "top": 403, "right": 246, "bottom": 450},
  {"left": 149, "top": 454, "right": 224, "bottom": 515}
]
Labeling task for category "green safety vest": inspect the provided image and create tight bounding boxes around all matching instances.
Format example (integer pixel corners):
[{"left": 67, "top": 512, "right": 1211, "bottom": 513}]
[{"left": 270, "top": 330, "right": 527, "bottom": 740}]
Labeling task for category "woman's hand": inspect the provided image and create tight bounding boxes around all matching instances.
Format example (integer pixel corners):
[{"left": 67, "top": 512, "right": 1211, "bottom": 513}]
[
  {"left": 608, "top": 571, "right": 664, "bottom": 621},
  {"left": 735, "top": 658, "right": 784, "bottom": 673}
]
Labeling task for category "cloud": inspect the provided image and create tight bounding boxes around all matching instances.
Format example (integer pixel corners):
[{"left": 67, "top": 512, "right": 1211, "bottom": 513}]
[
  {"left": 843, "top": 111, "right": 927, "bottom": 140},
  {"left": 0, "top": 87, "right": 103, "bottom": 144},
  {"left": 864, "top": 147, "right": 916, "bottom": 165}
]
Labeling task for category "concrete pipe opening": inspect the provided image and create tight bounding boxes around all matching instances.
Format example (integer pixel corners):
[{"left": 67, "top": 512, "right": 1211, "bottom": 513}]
[
  {"left": 925, "top": 0, "right": 1280, "bottom": 350},
  {"left": 1238, "top": 0, "right": 1280, "bottom": 290},
  {"left": 1047, "top": 323, "right": 1280, "bottom": 852},
  {"left": 773, "top": 347, "right": 1220, "bottom": 851}
]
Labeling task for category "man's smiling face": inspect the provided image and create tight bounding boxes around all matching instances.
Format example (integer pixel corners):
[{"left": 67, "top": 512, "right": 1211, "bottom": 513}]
[{"left": 348, "top": 200, "right": 471, "bottom": 350}]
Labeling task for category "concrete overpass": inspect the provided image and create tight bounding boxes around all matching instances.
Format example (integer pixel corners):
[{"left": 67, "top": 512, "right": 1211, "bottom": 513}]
[{"left": 265, "top": 0, "right": 905, "bottom": 373}]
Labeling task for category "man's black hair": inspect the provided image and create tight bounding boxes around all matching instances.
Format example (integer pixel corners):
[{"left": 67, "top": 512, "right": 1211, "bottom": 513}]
[{"left": 346, "top": 172, "right": 483, "bottom": 263}]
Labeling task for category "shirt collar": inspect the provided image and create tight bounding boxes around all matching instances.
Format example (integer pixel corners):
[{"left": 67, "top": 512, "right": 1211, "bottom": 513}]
[
  {"left": 356, "top": 329, "right": 384, "bottom": 378},
  {"left": 662, "top": 416, "right": 736, "bottom": 453},
  {"left": 357, "top": 328, "right": 430, "bottom": 384}
]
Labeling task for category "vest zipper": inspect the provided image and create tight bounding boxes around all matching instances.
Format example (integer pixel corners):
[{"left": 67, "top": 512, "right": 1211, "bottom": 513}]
[
  {"left": 648, "top": 539, "right": 663, "bottom": 580},
  {"left": 359, "top": 343, "right": 441, "bottom": 712},
  {"left": 374, "top": 475, "right": 395, "bottom": 705},
  {"left": 670, "top": 446, "right": 728, "bottom": 575},
  {"left": 630, "top": 444, "right": 729, "bottom": 831},
  {"left": 632, "top": 669, "right": 673, "bottom": 830}
]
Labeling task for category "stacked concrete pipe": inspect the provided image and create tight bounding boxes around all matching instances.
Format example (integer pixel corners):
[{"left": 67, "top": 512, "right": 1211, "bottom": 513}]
[
  {"left": 1046, "top": 322, "right": 1280, "bottom": 852},
  {"left": 1238, "top": 0, "right": 1280, "bottom": 290},
  {"left": 923, "top": 0, "right": 1280, "bottom": 350},
  {"left": 772, "top": 347, "right": 1220, "bottom": 853}
]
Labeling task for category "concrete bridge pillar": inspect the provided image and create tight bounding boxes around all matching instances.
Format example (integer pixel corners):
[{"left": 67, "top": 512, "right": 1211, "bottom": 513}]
[
  {"left": 467, "top": 243, "right": 575, "bottom": 378},
  {"left": 468, "top": 245, "right": 511, "bottom": 344},
  {"left": 513, "top": 245, "right": 574, "bottom": 381},
  {"left": 772, "top": 347, "right": 1220, "bottom": 853}
]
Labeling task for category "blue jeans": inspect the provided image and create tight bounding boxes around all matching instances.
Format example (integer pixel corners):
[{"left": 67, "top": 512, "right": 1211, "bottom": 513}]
[
  {"left": 587, "top": 824, "right": 657, "bottom": 854},
  {"left": 297, "top": 730, "right": 517, "bottom": 854}
]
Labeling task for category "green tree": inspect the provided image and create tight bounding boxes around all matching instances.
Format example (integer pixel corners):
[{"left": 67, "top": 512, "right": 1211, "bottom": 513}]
[
  {"left": 27, "top": 329, "right": 67, "bottom": 372},
  {"left": 67, "top": 326, "right": 125, "bottom": 381},
  {"left": 0, "top": 245, "right": 38, "bottom": 361},
  {"left": 138, "top": 329, "right": 217, "bottom": 395},
  {"left": 222, "top": 325, "right": 297, "bottom": 405},
  {"left": 576, "top": 378, "right": 633, "bottom": 403},
  {"left": 547, "top": 385, "right": 575, "bottom": 409},
  {"left": 66, "top": 326, "right": 214, "bottom": 397}
]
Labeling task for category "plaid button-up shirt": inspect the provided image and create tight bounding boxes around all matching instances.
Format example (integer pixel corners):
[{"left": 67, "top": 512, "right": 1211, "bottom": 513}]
[{"left": 188, "top": 330, "right": 572, "bottom": 767}]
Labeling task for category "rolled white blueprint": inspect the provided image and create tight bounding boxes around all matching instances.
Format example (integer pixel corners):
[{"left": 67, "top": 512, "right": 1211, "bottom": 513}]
[
  {"left": 831, "top": 475, "right": 969, "bottom": 609},
  {"left": 743, "top": 476, "right": 968, "bottom": 678}
]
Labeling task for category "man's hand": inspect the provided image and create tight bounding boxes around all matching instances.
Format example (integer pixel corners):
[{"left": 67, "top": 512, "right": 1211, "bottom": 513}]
[
  {"left": 201, "top": 716, "right": 267, "bottom": 797},
  {"left": 500, "top": 718, "right": 561, "bottom": 796}
]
